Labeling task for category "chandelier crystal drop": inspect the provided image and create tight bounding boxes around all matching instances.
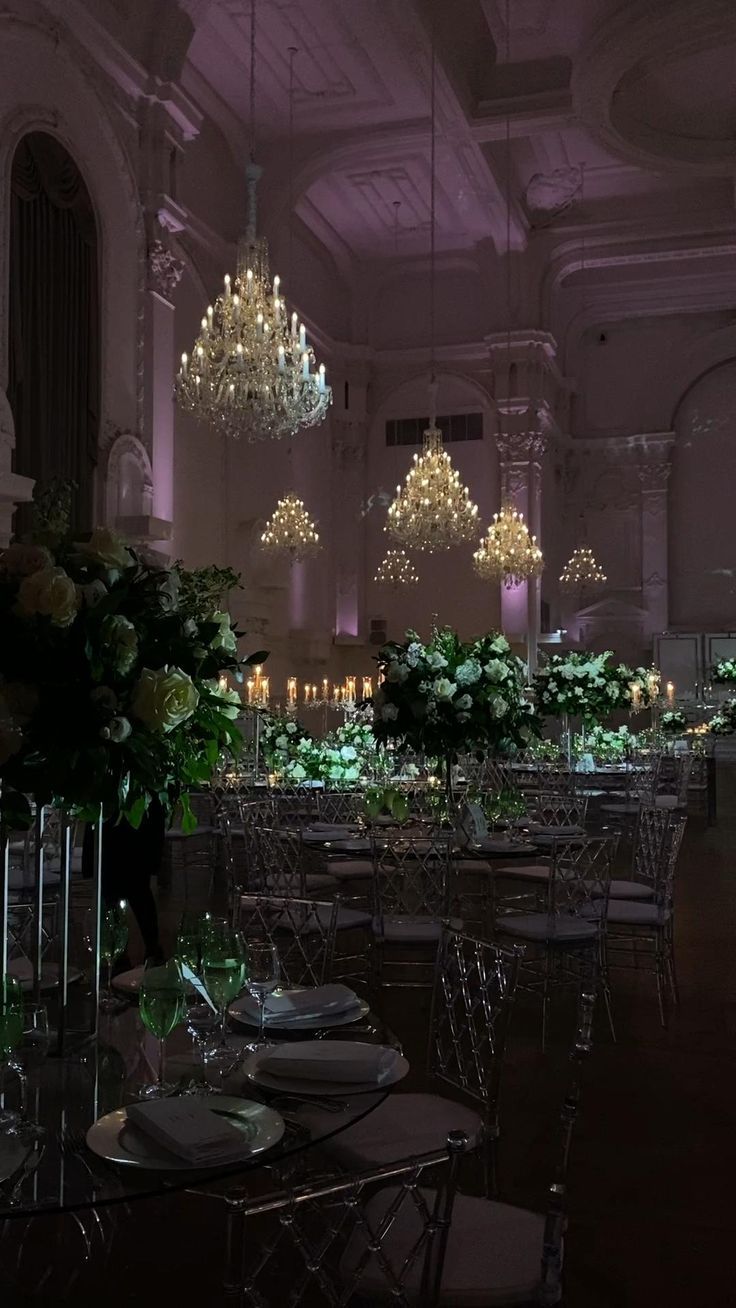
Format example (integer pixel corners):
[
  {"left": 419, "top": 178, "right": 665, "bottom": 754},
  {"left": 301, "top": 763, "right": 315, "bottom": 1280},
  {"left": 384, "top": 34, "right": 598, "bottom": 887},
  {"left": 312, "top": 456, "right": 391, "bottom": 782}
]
[
  {"left": 386, "top": 423, "right": 480, "bottom": 552},
  {"left": 473, "top": 504, "right": 544, "bottom": 588},
  {"left": 260, "top": 492, "right": 321, "bottom": 562},
  {"left": 374, "top": 548, "right": 419, "bottom": 588},
  {"left": 559, "top": 546, "right": 607, "bottom": 590}
]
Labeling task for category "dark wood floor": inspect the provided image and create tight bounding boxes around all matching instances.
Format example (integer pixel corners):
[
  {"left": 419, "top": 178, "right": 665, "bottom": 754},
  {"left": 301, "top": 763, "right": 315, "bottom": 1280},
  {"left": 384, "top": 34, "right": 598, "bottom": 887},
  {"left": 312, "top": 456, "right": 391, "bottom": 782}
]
[{"left": 2, "top": 777, "right": 733, "bottom": 1306}]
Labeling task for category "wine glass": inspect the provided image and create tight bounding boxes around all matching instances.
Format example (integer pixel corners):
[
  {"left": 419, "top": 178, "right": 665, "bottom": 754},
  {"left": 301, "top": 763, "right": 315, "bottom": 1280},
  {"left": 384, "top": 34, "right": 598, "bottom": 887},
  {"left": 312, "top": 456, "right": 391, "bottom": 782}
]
[
  {"left": 201, "top": 926, "right": 247, "bottom": 1076},
  {"left": 244, "top": 941, "right": 280, "bottom": 1049},
  {"left": 0, "top": 974, "right": 24, "bottom": 1130},
  {"left": 84, "top": 901, "right": 129, "bottom": 1014},
  {"left": 19, "top": 1004, "right": 50, "bottom": 1079},
  {"left": 184, "top": 1000, "right": 220, "bottom": 1093},
  {"left": 138, "top": 959, "right": 186, "bottom": 1098}
]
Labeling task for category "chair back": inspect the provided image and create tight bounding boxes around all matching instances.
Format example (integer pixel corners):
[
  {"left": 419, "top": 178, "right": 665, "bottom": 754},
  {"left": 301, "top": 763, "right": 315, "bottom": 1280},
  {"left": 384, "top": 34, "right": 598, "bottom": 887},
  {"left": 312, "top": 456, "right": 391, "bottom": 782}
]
[
  {"left": 656, "top": 813, "right": 687, "bottom": 911},
  {"left": 630, "top": 804, "right": 672, "bottom": 889},
  {"left": 549, "top": 834, "right": 617, "bottom": 920},
  {"left": 532, "top": 792, "right": 589, "bottom": 828},
  {"left": 269, "top": 789, "right": 320, "bottom": 828},
  {"left": 373, "top": 835, "right": 453, "bottom": 921},
  {"left": 237, "top": 894, "right": 338, "bottom": 987},
  {"left": 627, "top": 750, "right": 661, "bottom": 804},
  {"left": 429, "top": 928, "right": 521, "bottom": 1127},
  {"left": 252, "top": 825, "right": 306, "bottom": 897},
  {"left": 672, "top": 753, "right": 694, "bottom": 806},
  {"left": 535, "top": 761, "right": 574, "bottom": 795},
  {"left": 227, "top": 1137, "right": 466, "bottom": 1308},
  {"left": 317, "top": 791, "right": 364, "bottom": 825}
]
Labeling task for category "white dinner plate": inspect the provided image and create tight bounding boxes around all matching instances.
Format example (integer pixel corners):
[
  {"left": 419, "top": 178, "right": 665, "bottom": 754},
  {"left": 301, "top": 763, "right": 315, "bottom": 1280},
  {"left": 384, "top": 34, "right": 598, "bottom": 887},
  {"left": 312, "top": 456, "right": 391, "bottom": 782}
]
[
  {"left": 8, "top": 960, "right": 83, "bottom": 993},
  {"left": 85, "top": 1096, "right": 285, "bottom": 1171},
  {"left": 242, "top": 1042, "right": 409, "bottom": 1097},
  {"left": 228, "top": 994, "right": 370, "bottom": 1032}
]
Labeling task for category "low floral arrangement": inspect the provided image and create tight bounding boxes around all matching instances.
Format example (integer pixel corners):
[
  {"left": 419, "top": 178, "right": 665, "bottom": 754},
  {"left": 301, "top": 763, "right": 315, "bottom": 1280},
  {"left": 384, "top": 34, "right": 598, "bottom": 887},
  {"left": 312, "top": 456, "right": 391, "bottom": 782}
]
[
  {"left": 261, "top": 712, "right": 309, "bottom": 771},
  {"left": 713, "top": 658, "right": 736, "bottom": 684},
  {"left": 660, "top": 709, "right": 688, "bottom": 735},
  {"left": 574, "top": 723, "right": 632, "bottom": 762},
  {"left": 0, "top": 516, "right": 265, "bottom": 830},
  {"left": 372, "top": 628, "right": 537, "bottom": 760},
  {"left": 522, "top": 736, "right": 563, "bottom": 763},
  {"left": 707, "top": 700, "right": 736, "bottom": 736},
  {"left": 533, "top": 651, "right": 624, "bottom": 724}
]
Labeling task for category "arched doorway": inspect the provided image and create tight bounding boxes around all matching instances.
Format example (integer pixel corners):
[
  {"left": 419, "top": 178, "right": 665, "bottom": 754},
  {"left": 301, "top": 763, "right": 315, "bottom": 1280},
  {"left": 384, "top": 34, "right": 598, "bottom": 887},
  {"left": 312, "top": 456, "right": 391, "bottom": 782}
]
[{"left": 7, "top": 131, "right": 100, "bottom": 530}]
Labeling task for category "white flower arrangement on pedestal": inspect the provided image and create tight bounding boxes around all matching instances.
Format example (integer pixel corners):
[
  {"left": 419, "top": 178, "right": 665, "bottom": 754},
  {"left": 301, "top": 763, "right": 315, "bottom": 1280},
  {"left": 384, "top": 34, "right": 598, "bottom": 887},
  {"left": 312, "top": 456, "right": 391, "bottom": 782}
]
[
  {"left": 713, "top": 658, "right": 736, "bottom": 684},
  {"left": 533, "top": 651, "right": 624, "bottom": 723}
]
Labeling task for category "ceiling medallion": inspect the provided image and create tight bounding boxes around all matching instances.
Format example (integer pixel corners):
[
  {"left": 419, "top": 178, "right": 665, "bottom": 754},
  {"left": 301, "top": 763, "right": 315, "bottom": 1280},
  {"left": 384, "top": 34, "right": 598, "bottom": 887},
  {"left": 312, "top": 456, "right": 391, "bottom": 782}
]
[
  {"left": 374, "top": 548, "right": 419, "bottom": 588},
  {"left": 559, "top": 546, "right": 607, "bottom": 590},
  {"left": 473, "top": 504, "right": 544, "bottom": 588},
  {"left": 260, "top": 492, "right": 321, "bottom": 563}
]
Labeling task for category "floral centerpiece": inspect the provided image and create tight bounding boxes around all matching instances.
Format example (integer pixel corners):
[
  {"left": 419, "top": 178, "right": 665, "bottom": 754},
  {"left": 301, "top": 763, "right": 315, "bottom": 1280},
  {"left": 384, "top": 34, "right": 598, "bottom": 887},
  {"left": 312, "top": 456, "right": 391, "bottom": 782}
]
[
  {"left": 372, "top": 629, "right": 537, "bottom": 784},
  {"left": 261, "top": 712, "right": 309, "bottom": 772},
  {"left": 574, "top": 723, "right": 633, "bottom": 763},
  {"left": 713, "top": 658, "right": 736, "bottom": 684},
  {"left": 618, "top": 665, "right": 660, "bottom": 711},
  {"left": 533, "top": 651, "right": 624, "bottom": 724},
  {"left": 708, "top": 701, "right": 736, "bottom": 735},
  {"left": 0, "top": 524, "right": 265, "bottom": 830},
  {"left": 284, "top": 735, "right": 363, "bottom": 787},
  {"left": 660, "top": 709, "right": 688, "bottom": 735}
]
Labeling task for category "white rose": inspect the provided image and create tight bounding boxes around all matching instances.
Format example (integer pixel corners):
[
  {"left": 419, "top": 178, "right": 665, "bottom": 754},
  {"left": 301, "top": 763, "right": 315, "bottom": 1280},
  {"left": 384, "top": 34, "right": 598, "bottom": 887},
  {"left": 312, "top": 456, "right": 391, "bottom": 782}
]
[
  {"left": 208, "top": 681, "right": 241, "bottom": 719},
  {"left": 490, "top": 695, "right": 508, "bottom": 719},
  {"left": 0, "top": 721, "right": 23, "bottom": 765},
  {"left": 289, "top": 763, "right": 307, "bottom": 781},
  {"left": 548, "top": 681, "right": 558, "bottom": 693},
  {"left": 386, "top": 661, "right": 409, "bottom": 684},
  {"left": 456, "top": 694, "right": 473, "bottom": 712},
  {"left": 208, "top": 611, "right": 237, "bottom": 655},
  {"left": 17, "top": 566, "right": 80, "bottom": 627},
  {"left": 106, "top": 716, "right": 132, "bottom": 743},
  {"left": 275, "top": 734, "right": 289, "bottom": 750},
  {"left": 0, "top": 543, "right": 53, "bottom": 578},
  {"left": 433, "top": 678, "right": 457, "bottom": 702},
  {"left": 286, "top": 722, "right": 298, "bottom": 734},
  {"left": 81, "top": 579, "right": 107, "bottom": 607},
  {"left": 381, "top": 703, "right": 400, "bottom": 721},
  {"left": 101, "top": 615, "right": 138, "bottom": 675},
  {"left": 484, "top": 658, "right": 507, "bottom": 682},
  {"left": 340, "top": 745, "right": 358, "bottom": 760},
  {"left": 427, "top": 652, "right": 447, "bottom": 671},
  {"left": 490, "top": 636, "right": 509, "bottom": 654},
  {"left": 75, "top": 527, "right": 133, "bottom": 573},
  {"left": 131, "top": 666, "right": 199, "bottom": 733}
]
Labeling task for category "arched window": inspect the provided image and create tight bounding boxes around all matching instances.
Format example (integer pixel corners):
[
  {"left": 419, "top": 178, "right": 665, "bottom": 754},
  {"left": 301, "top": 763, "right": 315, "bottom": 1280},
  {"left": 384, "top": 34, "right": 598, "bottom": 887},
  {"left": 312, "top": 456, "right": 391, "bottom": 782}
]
[{"left": 8, "top": 131, "right": 100, "bottom": 529}]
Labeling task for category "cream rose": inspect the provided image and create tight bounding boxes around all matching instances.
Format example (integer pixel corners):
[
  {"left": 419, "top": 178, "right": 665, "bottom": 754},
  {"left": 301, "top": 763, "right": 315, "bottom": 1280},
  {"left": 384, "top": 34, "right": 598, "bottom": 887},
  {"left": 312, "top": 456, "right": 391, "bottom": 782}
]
[
  {"left": 0, "top": 543, "right": 53, "bottom": 578},
  {"left": 75, "top": 527, "right": 133, "bottom": 573},
  {"left": 16, "top": 566, "right": 80, "bottom": 627},
  {"left": 206, "top": 679, "right": 241, "bottom": 719},
  {"left": 131, "top": 666, "right": 199, "bottom": 733}
]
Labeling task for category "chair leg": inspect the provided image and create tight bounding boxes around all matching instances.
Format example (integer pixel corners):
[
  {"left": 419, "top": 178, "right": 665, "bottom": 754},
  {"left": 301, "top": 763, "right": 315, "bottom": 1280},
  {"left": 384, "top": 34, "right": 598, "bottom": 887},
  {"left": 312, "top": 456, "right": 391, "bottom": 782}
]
[
  {"left": 541, "top": 948, "right": 552, "bottom": 1052},
  {"left": 665, "top": 927, "right": 680, "bottom": 1005},
  {"left": 655, "top": 951, "right": 668, "bottom": 1027}
]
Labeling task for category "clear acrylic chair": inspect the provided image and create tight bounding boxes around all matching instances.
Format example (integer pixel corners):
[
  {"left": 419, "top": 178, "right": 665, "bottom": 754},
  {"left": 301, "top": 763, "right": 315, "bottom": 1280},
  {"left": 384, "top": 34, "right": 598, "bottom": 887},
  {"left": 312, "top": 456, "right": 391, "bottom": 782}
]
[
  {"left": 606, "top": 803, "right": 673, "bottom": 900},
  {"left": 312, "top": 927, "right": 521, "bottom": 1195},
  {"left": 251, "top": 825, "right": 338, "bottom": 898},
  {"left": 371, "top": 834, "right": 456, "bottom": 988},
  {"left": 529, "top": 792, "right": 589, "bottom": 828},
  {"left": 605, "top": 813, "right": 687, "bottom": 1024},
  {"left": 217, "top": 1136, "right": 467, "bottom": 1308},
  {"left": 316, "top": 791, "right": 365, "bottom": 825},
  {"left": 236, "top": 894, "right": 339, "bottom": 988},
  {"left": 341, "top": 990, "right": 596, "bottom": 1306},
  {"left": 494, "top": 835, "right": 617, "bottom": 1048},
  {"left": 269, "top": 789, "right": 321, "bottom": 829},
  {"left": 654, "top": 752, "right": 693, "bottom": 812}
]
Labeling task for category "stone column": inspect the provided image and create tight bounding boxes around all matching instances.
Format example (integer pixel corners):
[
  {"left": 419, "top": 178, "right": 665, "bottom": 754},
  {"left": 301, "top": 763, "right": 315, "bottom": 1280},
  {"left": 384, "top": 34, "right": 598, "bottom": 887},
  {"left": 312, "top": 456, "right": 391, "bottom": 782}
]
[
  {"left": 497, "top": 423, "right": 548, "bottom": 670},
  {"left": 639, "top": 441, "right": 673, "bottom": 640},
  {"left": 331, "top": 417, "right": 367, "bottom": 641}
]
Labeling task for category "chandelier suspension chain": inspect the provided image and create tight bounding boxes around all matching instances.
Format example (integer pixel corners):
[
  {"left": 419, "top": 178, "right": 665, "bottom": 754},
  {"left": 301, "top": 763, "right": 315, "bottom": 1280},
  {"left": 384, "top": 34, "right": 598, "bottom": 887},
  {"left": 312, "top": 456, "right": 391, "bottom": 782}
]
[
  {"left": 249, "top": 0, "right": 257, "bottom": 164},
  {"left": 429, "top": 0, "right": 437, "bottom": 403}
]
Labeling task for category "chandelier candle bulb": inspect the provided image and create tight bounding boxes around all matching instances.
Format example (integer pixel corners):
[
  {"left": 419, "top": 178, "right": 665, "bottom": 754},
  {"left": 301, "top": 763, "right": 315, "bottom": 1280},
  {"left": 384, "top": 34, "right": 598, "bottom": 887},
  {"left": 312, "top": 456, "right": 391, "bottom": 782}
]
[
  {"left": 277, "top": 346, "right": 285, "bottom": 372},
  {"left": 181, "top": 352, "right": 188, "bottom": 377},
  {"left": 301, "top": 353, "right": 310, "bottom": 380},
  {"left": 318, "top": 364, "right": 326, "bottom": 393},
  {"left": 299, "top": 323, "right": 306, "bottom": 351},
  {"left": 291, "top": 312, "right": 298, "bottom": 338}
]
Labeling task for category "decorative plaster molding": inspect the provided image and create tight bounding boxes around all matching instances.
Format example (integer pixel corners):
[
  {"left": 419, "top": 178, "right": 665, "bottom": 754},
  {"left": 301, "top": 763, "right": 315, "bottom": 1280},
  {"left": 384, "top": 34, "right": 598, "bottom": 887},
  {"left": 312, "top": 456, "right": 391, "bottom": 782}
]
[{"left": 147, "top": 238, "right": 184, "bottom": 301}]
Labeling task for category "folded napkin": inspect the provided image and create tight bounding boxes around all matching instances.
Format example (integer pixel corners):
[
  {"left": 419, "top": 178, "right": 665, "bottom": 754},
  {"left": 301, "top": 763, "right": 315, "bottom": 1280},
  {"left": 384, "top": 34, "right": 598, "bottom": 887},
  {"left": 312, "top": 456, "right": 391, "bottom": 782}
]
[
  {"left": 234, "top": 983, "right": 360, "bottom": 1024},
  {"left": 259, "top": 1040, "right": 399, "bottom": 1085},
  {"left": 126, "top": 1098, "right": 249, "bottom": 1165}
]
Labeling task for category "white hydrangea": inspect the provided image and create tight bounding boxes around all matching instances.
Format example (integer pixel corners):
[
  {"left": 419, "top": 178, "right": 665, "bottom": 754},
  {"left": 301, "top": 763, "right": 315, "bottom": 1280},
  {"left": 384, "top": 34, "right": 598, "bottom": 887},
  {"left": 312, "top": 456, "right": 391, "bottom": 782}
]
[
  {"left": 427, "top": 651, "right": 448, "bottom": 671},
  {"left": 455, "top": 659, "right": 482, "bottom": 686},
  {"left": 406, "top": 642, "right": 424, "bottom": 668}
]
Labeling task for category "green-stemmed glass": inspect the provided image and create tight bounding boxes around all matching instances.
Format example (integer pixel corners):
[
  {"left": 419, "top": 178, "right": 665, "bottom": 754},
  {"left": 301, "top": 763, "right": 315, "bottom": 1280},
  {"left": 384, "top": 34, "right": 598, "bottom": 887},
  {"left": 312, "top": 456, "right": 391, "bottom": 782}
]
[
  {"left": 0, "top": 974, "right": 24, "bottom": 1129},
  {"left": 84, "top": 901, "right": 129, "bottom": 1014},
  {"left": 201, "top": 926, "right": 247, "bottom": 1076},
  {"left": 138, "top": 959, "right": 186, "bottom": 1098}
]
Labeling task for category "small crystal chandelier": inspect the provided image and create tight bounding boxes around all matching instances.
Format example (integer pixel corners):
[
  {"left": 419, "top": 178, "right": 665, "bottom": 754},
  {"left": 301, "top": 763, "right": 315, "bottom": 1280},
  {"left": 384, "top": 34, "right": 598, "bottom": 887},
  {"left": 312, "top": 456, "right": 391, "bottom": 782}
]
[
  {"left": 473, "top": 504, "right": 544, "bottom": 588},
  {"left": 374, "top": 548, "right": 419, "bottom": 588},
  {"left": 260, "top": 492, "right": 321, "bottom": 562},
  {"left": 559, "top": 546, "right": 606, "bottom": 590},
  {"left": 174, "top": 0, "right": 331, "bottom": 442}
]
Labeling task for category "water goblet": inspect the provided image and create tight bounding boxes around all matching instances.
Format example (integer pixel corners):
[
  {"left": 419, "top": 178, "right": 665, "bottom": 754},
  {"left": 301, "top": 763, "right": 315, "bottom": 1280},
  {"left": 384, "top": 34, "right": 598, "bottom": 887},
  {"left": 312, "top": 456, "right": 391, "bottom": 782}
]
[
  {"left": 138, "top": 959, "right": 186, "bottom": 1098},
  {"left": 201, "top": 926, "right": 247, "bottom": 1077},
  {"left": 0, "top": 975, "right": 24, "bottom": 1131},
  {"left": 84, "top": 901, "right": 129, "bottom": 1014},
  {"left": 19, "top": 1004, "right": 50, "bottom": 1080}
]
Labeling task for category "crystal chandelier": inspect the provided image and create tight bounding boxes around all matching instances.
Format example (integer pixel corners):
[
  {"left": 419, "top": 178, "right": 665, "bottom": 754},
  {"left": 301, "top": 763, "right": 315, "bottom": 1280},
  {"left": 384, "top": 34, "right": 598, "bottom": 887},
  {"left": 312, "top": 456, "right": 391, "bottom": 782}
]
[
  {"left": 374, "top": 548, "right": 419, "bottom": 588},
  {"left": 559, "top": 546, "right": 606, "bottom": 590},
  {"left": 473, "top": 504, "right": 544, "bottom": 588},
  {"left": 384, "top": 22, "right": 478, "bottom": 554},
  {"left": 260, "top": 492, "right": 321, "bottom": 562},
  {"left": 174, "top": 0, "right": 331, "bottom": 442}
]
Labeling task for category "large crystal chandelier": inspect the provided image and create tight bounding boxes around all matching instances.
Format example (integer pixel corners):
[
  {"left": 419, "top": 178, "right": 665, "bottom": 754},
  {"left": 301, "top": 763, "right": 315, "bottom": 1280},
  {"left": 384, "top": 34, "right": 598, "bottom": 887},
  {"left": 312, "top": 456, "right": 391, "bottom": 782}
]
[
  {"left": 260, "top": 492, "right": 321, "bottom": 562},
  {"left": 385, "top": 22, "right": 478, "bottom": 554},
  {"left": 174, "top": 0, "right": 331, "bottom": 442},
  {"left": 559, "top": 546, "right": 606, "bottom": 590},
  {"left": 374, "top": 548, "right": 419, "bottom": 588},
  {"left": 386, "top": 414, "right": 479, "bottom": 551},
  {"left": 473, "top": 504, "right": 544, "bottom": 588}
]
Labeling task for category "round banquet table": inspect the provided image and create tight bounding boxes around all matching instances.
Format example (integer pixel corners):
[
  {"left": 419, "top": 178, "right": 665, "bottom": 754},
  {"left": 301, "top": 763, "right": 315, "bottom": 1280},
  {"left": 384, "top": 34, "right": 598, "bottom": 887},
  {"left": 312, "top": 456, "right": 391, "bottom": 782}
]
[{"left": 0, "top": 1001, "right": 396, "bottom": 1222}]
